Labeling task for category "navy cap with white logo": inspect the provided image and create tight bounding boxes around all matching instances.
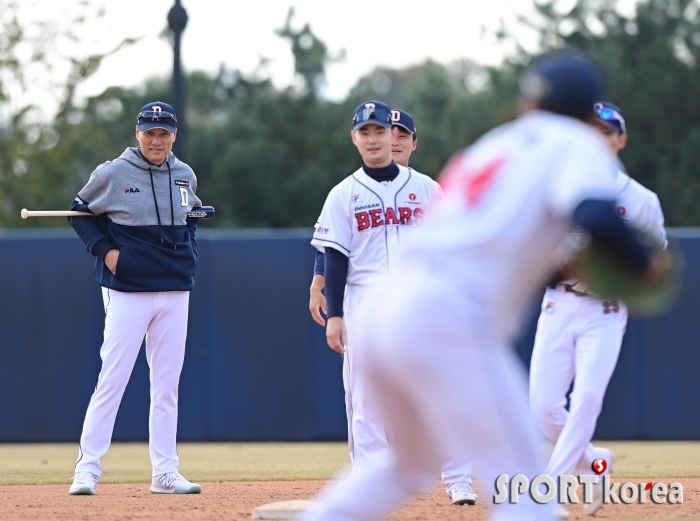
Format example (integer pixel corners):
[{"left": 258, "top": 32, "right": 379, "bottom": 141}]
[
  {"left": 137, "top": 101, "right": 177, "bottom": 133},
  {"left": 391, "top": 109, "right": 417, "bottom": 138},
  {"left": 352, "top": 100, "right": 392, "bottom": 131}
]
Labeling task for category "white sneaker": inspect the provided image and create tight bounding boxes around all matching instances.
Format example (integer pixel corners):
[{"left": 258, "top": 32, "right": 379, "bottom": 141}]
[
  {"left": 585, "top": 448, "right": 615, "bottom": 516},
  {"left": 68, "top": 471, "right": 99, "bottom": 495},
  {"left": 446, "top": 482, "right": 478, "bottom": 505},
  {"left": 150, "top": 471, "right": 202, "bottom": 494}
]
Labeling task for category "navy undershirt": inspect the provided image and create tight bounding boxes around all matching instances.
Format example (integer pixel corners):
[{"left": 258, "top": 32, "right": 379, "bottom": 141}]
[
  {"left": 323, "top": 161, "right": 400, "bottom": 318},
  {"left": 360, "top": 159, "right": 400, "bottom": 183}
]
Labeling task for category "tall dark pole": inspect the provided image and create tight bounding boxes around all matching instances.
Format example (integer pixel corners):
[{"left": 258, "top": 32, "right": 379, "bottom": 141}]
[{"left": 168, "top": 0, "right": 188, "bottom": 159}]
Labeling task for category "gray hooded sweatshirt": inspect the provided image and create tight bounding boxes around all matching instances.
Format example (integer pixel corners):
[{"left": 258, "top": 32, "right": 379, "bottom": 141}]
[{"left": 68, "top": 147, "right": 203, "bottom": 292}]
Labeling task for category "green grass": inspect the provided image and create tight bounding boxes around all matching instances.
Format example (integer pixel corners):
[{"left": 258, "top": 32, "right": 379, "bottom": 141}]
[
  {"left": 592, "top": 441, "right": 700, "bottom": 478},
  {"left": 0, "top": 442, "right": 350, "bottom": 485},
  {"left": 0, "top": 440, "right": 698, "bottom": 486}
]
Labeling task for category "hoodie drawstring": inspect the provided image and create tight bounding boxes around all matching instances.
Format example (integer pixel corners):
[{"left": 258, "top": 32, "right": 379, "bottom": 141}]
[
  {"left": 166, "top": 161, "right": 176, "bottom": 250},
  {"left": 148, "top": 167, "right": 164, "bottom": 245},
  {"left": 148, "top": 163, "right": 177, "bottom": 250}
]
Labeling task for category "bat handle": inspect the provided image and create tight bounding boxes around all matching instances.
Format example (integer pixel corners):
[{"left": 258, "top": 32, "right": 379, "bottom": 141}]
[{"left": 21, "top": 209, "right": 28, "bottom": 219}]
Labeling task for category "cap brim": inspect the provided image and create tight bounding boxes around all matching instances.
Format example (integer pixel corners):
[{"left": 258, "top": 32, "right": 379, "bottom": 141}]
[
  {"left": 595, "top": 116, "right": 623, "bottom": 133},
  {"left": 353, "top": 120, "right": 392, "bottom": 131},
  {"left": 138, "top": 122, "right": 176, "bottom": 133},
  {"left": 392, "top": 123, "right": 415, "bottom": 134}
]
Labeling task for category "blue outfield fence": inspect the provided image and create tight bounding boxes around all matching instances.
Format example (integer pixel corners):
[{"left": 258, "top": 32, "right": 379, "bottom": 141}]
[{"left": 0, "top": 228, "right": 698, "bottom": 442}]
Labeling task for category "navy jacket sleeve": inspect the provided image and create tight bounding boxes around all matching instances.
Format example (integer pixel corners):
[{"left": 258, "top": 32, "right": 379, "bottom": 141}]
[
  {"left": 187, "top": 216, "right": 199, "bottom": 256},
  {"left": 67, "top": 197, "right": 115, "bottom": 261},
  {"left": 313, "top": 250, "right": 325, "bottom": 276},
  {"left": 325, "top": 248, "right": 348, "bottom": 318}
]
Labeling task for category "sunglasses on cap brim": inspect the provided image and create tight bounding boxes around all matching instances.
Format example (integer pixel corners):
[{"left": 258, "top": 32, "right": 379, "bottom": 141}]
[
  {"left": 353, "top": 106, "right": 392, "bottom": 127},
  {"left": 137, "top": 110, "right": 178, "bottom": 124},
  {"left": 594, "top": 104, "right": 626, "bottom": 134}
]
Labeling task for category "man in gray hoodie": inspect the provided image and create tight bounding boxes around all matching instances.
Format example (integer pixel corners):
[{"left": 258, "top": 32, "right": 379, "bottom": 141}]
[{"left": 67, "top": 102, "right": 202, "bottom": 496}]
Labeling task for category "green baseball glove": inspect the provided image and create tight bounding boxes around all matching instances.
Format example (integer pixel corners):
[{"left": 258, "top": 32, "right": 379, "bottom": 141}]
[{"left": 572, "top": 243, "right": 682, "bottom": 315}]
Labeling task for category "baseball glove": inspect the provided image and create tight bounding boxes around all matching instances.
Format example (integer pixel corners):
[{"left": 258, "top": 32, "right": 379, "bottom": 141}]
[{"left": 571, "top": 242, "right": 682, "bottom": 315}]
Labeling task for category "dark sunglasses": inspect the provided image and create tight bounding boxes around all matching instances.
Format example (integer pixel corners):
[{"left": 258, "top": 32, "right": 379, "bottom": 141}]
[
  {"left": 594, "top": 103, "right": 626, "bottom": 134},
  {"left": 137, "top": 110, "right": 178, "bottom": 123},
  {"left": 353, "top": 105, "right": 392, "bottom": 126}
]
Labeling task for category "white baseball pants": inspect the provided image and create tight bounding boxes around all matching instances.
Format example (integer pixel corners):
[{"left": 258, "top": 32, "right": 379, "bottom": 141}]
[
  {"left": 343, "top": 284, "right": 389, "bottom": 473},
  {"left": 74, "top": 288, "right": 189, "bottom": 477},
  {"left": 343, "top": 284, "right": 474, "bottom": 487},
  {"left": 529, "top": 288, "right": 627, "bottom": 479},
  {"left": 307, "top": 275, "right": 551, "bottom": 521}
]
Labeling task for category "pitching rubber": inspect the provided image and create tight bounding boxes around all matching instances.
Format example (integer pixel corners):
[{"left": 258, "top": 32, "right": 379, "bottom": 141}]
[{"left": 252, "top": 500, "right": 318, "bottom": 519}]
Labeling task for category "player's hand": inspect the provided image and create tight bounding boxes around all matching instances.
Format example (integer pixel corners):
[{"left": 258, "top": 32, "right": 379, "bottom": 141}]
[
  {"left": 309, "top": 275, "right": 327, "bottom": 326},
  {"left": 104, "top": 249, "right": 119, "bottom": 275},
  {"left": 326, "top": 316, "right": 347, "bottom": 354}
]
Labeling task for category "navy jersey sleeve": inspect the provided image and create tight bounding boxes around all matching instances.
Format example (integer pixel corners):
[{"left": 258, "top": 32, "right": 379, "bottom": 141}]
[
  {"left": 573, "top": 199, "right": 650, "bottom": 274},
  {"left": 314, "top": 250, "right": 325, "bottom": 276},
  {"left": 325, "top": 248, "right": 348, "bottom": 318}
]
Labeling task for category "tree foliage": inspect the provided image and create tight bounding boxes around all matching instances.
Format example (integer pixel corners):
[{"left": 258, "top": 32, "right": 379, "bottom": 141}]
[
  {"left": 519, "top": 0, "right": 700, "bottom": 225},
  {"left": 2, "top": 0, "right": 700, "bottom": 228}
]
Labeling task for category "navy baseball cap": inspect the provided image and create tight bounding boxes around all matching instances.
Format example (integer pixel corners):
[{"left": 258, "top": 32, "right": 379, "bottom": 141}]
[
  {"left": 137, "top": 101, "right": 177, "bottom": 132},
  {"left": 595, "top": 101, "right": 626, "bottom": 134},
  {"left": 519, "top": 50, "right": 603, "bottom": 120},
  {"left": 391, "top": 109, "right": 417, "bottom": 138},
  {"left": 352, "top": 100, "right": 392, "bottom": 131}
]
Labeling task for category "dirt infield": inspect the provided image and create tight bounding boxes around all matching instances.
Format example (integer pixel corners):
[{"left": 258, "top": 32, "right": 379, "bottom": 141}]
[
  {"left": 1, "top": 443, "right": 699, "bottom": 519},
  {"left": 0, "top": 479, "right": 698, "bottom": 521}
]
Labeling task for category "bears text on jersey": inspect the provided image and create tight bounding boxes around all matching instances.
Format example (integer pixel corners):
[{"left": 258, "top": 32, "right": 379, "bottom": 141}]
[{"left": 355, "top": 207, "right": 425, "bottom": 231}]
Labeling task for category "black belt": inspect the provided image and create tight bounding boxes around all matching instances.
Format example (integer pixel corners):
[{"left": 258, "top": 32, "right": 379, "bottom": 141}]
[{"left": 548, "top": 283, "right": 592, "bottom": 297}]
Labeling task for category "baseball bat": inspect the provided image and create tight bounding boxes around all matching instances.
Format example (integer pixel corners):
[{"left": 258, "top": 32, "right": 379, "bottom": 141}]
[{"left": 21, "top": 206, "right": 216, "bottom": 219}]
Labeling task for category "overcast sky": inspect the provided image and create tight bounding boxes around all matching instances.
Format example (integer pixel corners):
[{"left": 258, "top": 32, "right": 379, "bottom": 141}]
[{"left": 13, "top": 0, "right": 640, "bottom": 116}]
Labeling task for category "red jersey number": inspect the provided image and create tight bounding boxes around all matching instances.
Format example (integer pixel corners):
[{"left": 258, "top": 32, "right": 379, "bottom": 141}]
[{"left": 440, "top": 153, "right": 505, "bottom": 207}]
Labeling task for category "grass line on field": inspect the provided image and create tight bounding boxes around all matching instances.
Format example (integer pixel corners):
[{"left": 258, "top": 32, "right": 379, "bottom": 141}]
[
  {"left": 0, "top": 442, "right": 351, "bottom": 485},
  {"left": 0, "top": 441, "right": 699, "bottom": 485}
]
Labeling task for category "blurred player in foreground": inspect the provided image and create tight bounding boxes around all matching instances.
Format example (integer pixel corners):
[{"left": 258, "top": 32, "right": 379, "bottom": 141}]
[
  {"left": 304, "top": 51, "right": 668, "bottom": 521},
  {"left": 67, "top": 102, "right": 202, "bottom": 496},
  {"left": 529, "top": 101, "right": 667, "bottom": 518},
  {"left": 310, "top": 110, "right": 478, "bottom": 505}
]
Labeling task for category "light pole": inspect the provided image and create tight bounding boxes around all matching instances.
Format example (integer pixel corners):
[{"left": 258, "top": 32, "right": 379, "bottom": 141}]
[{"left": 168, "top": 0, "right": 188, "bottom": 159}]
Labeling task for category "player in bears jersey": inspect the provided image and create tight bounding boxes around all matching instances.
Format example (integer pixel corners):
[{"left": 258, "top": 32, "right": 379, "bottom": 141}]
[
  {"left": 528, "top": 101, "right": 667, "bottom": 518},
  {"left": 309, "top": 108, "right": 478, "bottom": 505},
  {"left": 304, "top": 50, "right": 669, "bottom": 521},
  {"left": 310, "top": 100, "right": 443, "bottom": 477}
]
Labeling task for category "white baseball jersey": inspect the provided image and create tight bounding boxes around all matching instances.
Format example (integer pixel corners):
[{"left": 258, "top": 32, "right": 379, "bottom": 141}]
[
  {"left": 311, "top": 165, "right": 441, "bottom": 286},
  {"left": 398, "top": 111, "right": 620, "bottom": 341},
  {"left": 613, "top": 171, "right": 667, "bottom": 247},
  {"left": 560, "top": 169, "right": 667, "bottom": 294}
]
